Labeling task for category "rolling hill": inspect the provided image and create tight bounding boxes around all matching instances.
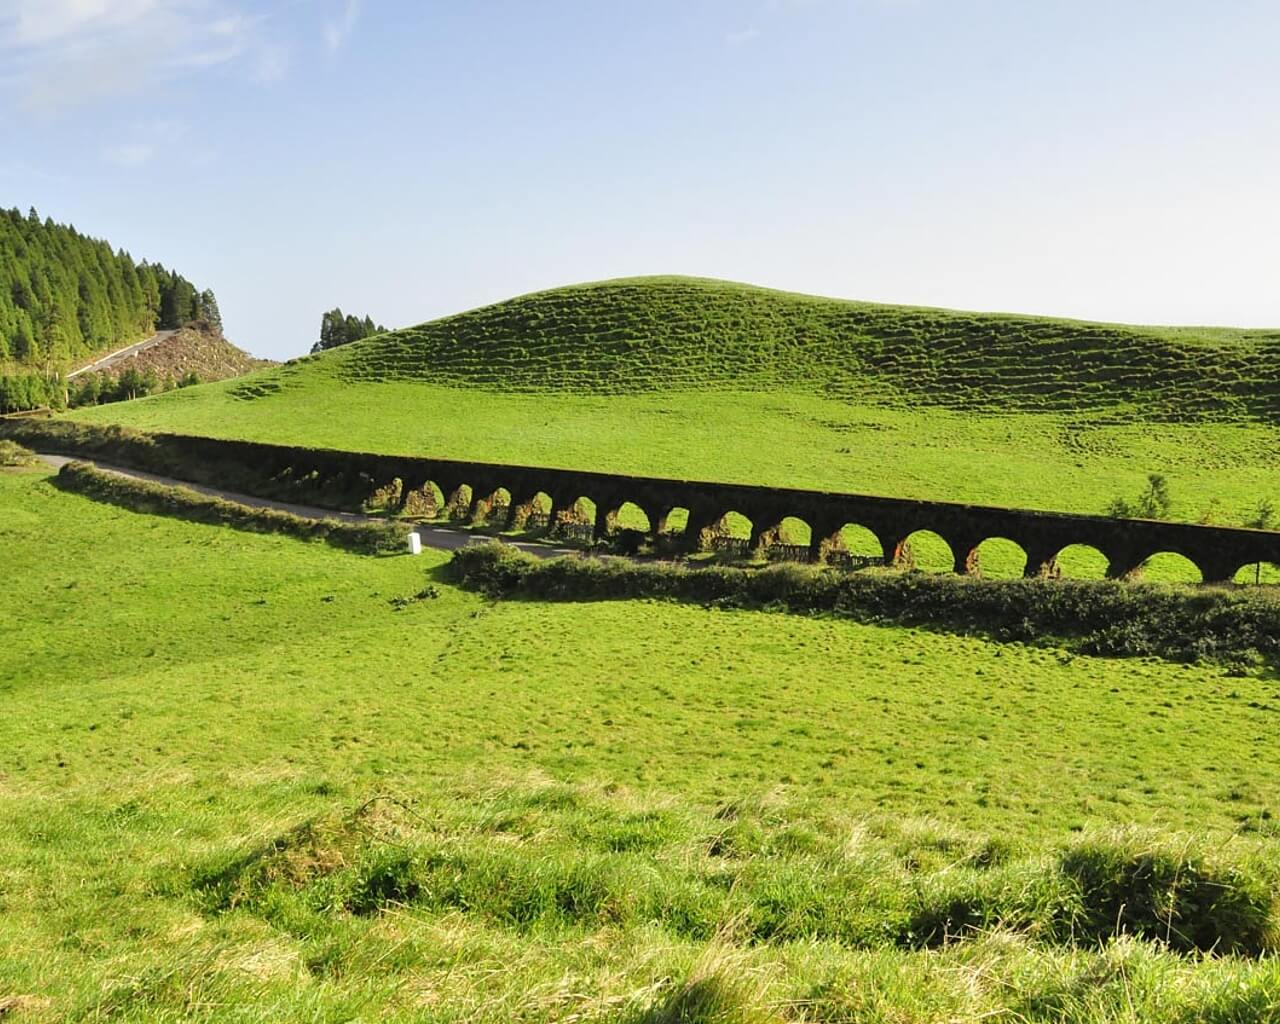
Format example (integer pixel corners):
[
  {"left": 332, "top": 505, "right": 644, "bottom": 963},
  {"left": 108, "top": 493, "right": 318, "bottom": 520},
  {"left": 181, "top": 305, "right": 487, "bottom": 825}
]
[
  {"left": 71, "top": 276, "right": 1280, "bottom": 528},
  {"left": 307, "top": 276, "right": 1280, "bottom": 420}
]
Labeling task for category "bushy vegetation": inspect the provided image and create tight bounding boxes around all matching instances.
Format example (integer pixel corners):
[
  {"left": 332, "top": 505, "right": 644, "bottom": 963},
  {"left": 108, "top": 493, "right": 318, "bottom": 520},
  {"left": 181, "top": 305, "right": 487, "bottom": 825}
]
[
  {"left": 55, "top": 460, "right": 408, "bottom": 554},
  {"left": 0, "top": 438, "right": 37, "bottom": 467},
  {"left": 450, "top": 542, "right": 1280, "bottom": 667},
  {"left": 0, "top": 206, "right": 217, "bottom": 411}
]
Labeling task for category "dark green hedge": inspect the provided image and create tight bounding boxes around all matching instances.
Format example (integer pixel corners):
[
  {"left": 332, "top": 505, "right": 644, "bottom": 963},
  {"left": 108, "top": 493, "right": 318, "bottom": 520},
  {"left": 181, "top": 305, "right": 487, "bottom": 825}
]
[
  {"left": 56, "top": 461, "right": 408, "bottom": 555},
  {"left": 450, "top": 542, "right": 1280, "bottom": 667}
]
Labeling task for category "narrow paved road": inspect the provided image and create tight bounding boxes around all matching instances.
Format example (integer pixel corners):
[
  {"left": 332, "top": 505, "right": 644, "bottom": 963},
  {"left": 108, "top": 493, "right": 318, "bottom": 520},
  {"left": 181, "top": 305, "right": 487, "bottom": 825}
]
[
  {"left": 36, "top": 454, "right": 579, "bottom": 559},
  {"left": 68, "top": 330, "right": 177, "bottom": 379}
]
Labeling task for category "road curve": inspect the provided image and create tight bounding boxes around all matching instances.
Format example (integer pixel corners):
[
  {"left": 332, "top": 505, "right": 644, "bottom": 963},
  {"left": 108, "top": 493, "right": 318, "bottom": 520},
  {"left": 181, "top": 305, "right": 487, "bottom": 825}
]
[
  {"left": 36, "top": 454, "right": 580, "bottom": 559},
  {"left": 68, "top": 330, "right": 178, "bottom": 379}
]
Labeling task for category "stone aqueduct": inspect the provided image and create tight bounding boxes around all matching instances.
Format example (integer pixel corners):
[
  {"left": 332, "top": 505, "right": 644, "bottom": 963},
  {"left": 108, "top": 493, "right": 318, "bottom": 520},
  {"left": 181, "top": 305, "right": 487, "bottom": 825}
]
[{"left": 160, "top": 433, "right": 1280, "bottom": 584}]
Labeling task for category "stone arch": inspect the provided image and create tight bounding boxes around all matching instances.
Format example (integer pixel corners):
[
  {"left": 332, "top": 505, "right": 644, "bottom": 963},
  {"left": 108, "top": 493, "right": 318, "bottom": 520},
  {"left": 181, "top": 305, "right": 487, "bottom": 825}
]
[
  {"left": 362, "top": 475, "right": 406, "bottom": 514},
  {"left": 400, "top": 479, "right": 444, "bottom": 518},
  {"left": 966, "top": 537, "right": 1029, "bottom": 579},
  {"left": 470, "top": 486, "right": 512, "bottom": 526},
  {"left": 550, "top": 495, "right": 597, "bottom": 542},
  {"left": 1133, "top": 551, "right": 1204, "bottom": 584},
  {"left": 817, "top": 522, "right": 885, "bottom": 566},
  {"left": 764, "top": 515, "right": 811, "bottom": 545},
  {"left": 512, "top": 490, "right": 554, "bottom": 532},
  {"left": 650, "top": 506, "right": 690, "bottom": 553},
  {"left": 1234, "top": 561, "right": 1280, "bottom": 586},
  {"left": 660, "top": 506, "right": 690, "bottom": 537},
  {"left": 758, "top": 515, "right": 813, "bottom": 562},
  {"left": 1050, "top": 544, "right": 1111, "bottom": 580},
  {"left": 443, "top": 483, "right": 474, "bottom": 521},
  {"left": 706, "top": 509, "right": 755, "bottom": 558},
  {"left": 897, "top": 529, "right": 953, "bottom": 573},
  {"left": 609, "top": 501, "right": 651, "bottom": 533}
]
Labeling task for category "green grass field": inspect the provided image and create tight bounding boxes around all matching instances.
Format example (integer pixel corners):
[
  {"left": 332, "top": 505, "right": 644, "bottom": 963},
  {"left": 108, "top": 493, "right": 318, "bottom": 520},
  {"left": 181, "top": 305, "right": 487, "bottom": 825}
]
[
  {"left": 19, "top": 277, "right": 1280, "bottom": 1018},
  {"left": 5, "top": 466, "right": 1280, "bottom": 1021}
]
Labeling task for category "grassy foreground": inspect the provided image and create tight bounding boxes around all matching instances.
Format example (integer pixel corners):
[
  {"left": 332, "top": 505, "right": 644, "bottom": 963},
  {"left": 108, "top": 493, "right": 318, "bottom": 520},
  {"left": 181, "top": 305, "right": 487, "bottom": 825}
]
[{"left": 4, "top": 466, "right": 1280, "bottom": 1021}]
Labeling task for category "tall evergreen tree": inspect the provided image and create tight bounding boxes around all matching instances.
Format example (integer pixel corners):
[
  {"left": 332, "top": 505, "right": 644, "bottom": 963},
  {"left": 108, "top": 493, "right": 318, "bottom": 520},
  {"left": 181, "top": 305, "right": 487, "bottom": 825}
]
[
  {"left": 0, "top": 207, "right": 216, "bottom": 410},
  {"left": 311, "top": 307, "right": 388, "bottom": 353}
]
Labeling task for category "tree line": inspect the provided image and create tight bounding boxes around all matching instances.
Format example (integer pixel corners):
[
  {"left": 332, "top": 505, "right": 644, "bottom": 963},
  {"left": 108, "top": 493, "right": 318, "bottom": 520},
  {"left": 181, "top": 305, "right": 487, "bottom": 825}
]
[
  {"left": 311, "top": 307, "right": 387, "bottom": 353},
  {"left": 0, "top": 207, "right": 219, "bottom": 411},
  {"left": 0, "top": 367, "right": 203, "bottom": 414}
]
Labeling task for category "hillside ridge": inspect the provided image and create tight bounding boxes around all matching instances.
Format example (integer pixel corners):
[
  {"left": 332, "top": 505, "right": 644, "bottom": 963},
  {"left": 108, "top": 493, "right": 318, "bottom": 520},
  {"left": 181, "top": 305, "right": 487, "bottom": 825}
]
[{"left": 279, "top": 275, "right": 1280, "bottom": 421}]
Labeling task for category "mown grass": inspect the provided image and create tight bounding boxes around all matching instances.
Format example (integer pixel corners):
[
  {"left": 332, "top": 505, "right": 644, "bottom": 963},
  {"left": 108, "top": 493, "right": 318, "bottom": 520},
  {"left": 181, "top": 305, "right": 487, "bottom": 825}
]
[{"left": 4, "top": 468, "right": 1280, "bottom": 1020}]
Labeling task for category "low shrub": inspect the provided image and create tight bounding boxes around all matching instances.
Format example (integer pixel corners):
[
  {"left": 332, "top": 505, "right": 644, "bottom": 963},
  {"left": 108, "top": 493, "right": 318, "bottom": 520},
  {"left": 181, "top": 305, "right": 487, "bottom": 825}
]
[
  {"left": 0, "top": 439, "right": 38, "bottom": 467},
  {"left": 55, "top": 461, "right": 408, "bottom": 554},
  {"left": 448, "top": 543, "right": 1280, "bottom": 668}
]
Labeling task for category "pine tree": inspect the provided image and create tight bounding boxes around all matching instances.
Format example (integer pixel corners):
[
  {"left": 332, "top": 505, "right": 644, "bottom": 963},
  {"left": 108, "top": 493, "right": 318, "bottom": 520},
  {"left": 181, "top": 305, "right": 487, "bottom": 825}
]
[
  {"left": 199, "top": 289, "right": 223, "bottom": 332},
  {"left": 0, "top": 209, "right": 215, "bottom": 410}
]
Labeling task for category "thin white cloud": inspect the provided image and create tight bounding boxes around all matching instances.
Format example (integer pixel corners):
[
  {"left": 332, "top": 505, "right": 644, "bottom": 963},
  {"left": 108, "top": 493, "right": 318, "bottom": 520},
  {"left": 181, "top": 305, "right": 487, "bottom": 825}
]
[
  {"left": 254, "top": 39, "right": 290, "bottom": 81},
  {"left": 100, "top": 117, "right": 185, "bottom": 166},
  {"left": 323, "top": 0, "right": 361, "bottom": 53},
  {"left": 7, "top": 0, "right": 161, "bottom": 47},
  {"left": 0, "top": 0, "right": 291, "bottom": 113},
  {"left": 726, "top": 27, "right": 762, "bottom": 47},
  {"left": 102, "top": 142, "right": 156, "bottom": 166}
]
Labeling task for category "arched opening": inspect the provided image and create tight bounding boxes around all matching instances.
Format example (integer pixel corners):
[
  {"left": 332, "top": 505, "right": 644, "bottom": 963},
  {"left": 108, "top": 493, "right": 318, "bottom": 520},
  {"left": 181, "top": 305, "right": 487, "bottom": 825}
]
[
  {"left": 761, "top": 516, "right": 812, "bottom": 562},
  {"left": 822, "top": 523, "right": 885, "bottom": 570},
  {"left": 653, "top": 507, "right": 689, "bottom": 554},
  {"left": 897, "top": 530, "right": 953, "bottom": 574},
  {"left": 444, "top": 484, "right": 473, "bottom": 522},
  {"left": 555, "top": 496, "right": 597, "bottom": 543},
  {"left": 362, "top": 476, "right": 404, "bottom": 515},
  {"left": 1134, "top": 552, "right": 1203, "bottom": 584},
  {"left": 511, "top": 491, "right": 553, "bottom": 532},
  {"left": 1051, "top": 544, "right": 1110, "bottom": 580},
  {"left": 470, "top": 486, "right": 512, "bottom": 527},
  {"left": 1234, "top": 562, "right": 1280, "bottom": 586},
  {"left": 610, "top": 501, "right": 651, "bottom": 533},
  {"left": 969, "top": 537, "right": 1029, "bottom": 579},
  {"left": 398, "top": 480, "right": 443, "bottom": 519},
  {"left": 661, "top": 507, "right": 689, "bottom": 537},
  {"left": 706, "top": 510, "right": 754, "bottom": 559}
]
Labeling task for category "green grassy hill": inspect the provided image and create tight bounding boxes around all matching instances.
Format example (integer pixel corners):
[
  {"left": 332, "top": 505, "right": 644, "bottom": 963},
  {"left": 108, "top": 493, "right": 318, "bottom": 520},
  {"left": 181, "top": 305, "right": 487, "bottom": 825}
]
[
  {"left": 73, "top": 276, "right": 1280, "bottom": 543},
  {"left": 314, "top": 276, "right": 1280, "bottom": 420}
]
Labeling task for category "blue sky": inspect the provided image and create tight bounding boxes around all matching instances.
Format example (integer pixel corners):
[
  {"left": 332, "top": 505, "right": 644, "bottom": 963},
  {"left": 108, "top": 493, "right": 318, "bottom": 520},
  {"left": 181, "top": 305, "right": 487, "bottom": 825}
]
[{"left": 2, "top": 1, "right": 1278, "bottom": 358}]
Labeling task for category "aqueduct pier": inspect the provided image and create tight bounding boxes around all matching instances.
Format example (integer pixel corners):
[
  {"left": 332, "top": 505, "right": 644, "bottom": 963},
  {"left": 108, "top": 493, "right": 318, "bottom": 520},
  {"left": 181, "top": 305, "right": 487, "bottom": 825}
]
[{"left": 151, "top": 433, "right": 1280, "bottom": 583}]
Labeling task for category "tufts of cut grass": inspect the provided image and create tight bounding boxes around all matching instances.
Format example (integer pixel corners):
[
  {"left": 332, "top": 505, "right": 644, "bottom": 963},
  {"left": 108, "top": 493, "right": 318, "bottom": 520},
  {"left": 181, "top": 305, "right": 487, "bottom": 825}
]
[{"left": 183, "top": 785, "right": 1280, "bottom": 959}]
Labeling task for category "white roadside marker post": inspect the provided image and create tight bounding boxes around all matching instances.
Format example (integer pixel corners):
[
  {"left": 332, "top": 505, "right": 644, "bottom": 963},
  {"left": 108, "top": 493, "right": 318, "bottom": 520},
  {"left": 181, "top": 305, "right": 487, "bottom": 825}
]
[{"left": 407, "top": 533, "right": 422, "bottom": 556}]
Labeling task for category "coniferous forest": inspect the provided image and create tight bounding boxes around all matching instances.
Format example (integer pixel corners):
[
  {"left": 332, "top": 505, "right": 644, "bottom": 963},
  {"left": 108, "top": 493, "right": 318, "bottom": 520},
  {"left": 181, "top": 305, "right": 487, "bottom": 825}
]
[{"left": 0, "top": 207, "right": 218, "bottom": 412}]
